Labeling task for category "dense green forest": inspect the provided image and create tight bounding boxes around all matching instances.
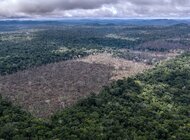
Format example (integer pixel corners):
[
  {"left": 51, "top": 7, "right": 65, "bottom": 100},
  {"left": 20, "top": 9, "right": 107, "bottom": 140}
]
[
  {"left": 1, "top": 24, "right": 190, "bottom": 75},
  {"left": 0, "top": 53, "right": 189, "bottom": 139}
]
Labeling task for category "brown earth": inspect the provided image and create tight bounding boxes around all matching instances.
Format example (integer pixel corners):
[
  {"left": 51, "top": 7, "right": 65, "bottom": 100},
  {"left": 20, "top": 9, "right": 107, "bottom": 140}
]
[
  {"left": 77, "top": 53, "right": 151, "bottom": 80},
  {"left": 0, "top": 53, "right": 151, "bottom": 118}
]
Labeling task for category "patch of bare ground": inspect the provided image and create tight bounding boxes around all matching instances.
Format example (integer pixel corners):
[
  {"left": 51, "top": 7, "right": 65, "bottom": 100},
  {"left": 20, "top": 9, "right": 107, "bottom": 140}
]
[
  {"left": 0, "top": 61, "right": 113, "bottom": 118},
  {"left": 0, "top": 53, "right": 151, "bottom": 118},
  {"left": 77, "top": 53, "right": 151, "bottom": 80},
  {"left": 114, "top": 49, "right": 180, "bottom": 65}
]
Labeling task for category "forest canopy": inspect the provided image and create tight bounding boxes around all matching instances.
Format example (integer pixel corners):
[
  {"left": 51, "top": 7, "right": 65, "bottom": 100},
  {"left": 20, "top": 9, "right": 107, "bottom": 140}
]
[{"left": 0, "top": 53, "right": 190, "bottom": 139}]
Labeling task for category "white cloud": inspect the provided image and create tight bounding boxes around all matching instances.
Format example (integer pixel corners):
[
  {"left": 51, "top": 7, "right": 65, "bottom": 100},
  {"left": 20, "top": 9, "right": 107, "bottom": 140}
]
[{"left": 0, "top": 0, "right": 190, "bottom": 18}]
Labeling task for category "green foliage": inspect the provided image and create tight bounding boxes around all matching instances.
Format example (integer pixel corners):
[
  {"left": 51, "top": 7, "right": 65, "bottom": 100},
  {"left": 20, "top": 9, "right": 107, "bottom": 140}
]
[
  {"left": 0, "top": 96, "right": 53, "bottom": 139},
  {"left": 1, "top": 24, "right": 190, "bottom": 75},
  {"left": 0, "top": 53, "right": 190, "bottom": 139}
]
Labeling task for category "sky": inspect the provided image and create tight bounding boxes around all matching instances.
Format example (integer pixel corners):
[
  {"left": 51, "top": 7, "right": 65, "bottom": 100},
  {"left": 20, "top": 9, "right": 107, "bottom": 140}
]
[{"left": 0, "top": 0, "right": 190, "bottom": 19}]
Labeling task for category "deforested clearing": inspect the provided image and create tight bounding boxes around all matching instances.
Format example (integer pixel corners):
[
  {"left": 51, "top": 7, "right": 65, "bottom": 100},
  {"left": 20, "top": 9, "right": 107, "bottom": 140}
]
[
  {"left": 0, "top": 53, "right": 150, "bottom": 118},
  {"left": 77, "top": 53, "right": 151, "bottom": 80}
]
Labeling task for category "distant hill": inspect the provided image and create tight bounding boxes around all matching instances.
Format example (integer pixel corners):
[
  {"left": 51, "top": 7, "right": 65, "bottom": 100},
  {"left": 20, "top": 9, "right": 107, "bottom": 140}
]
[
  {"left": 0, "top": 19, "right": 189, "bottom": 27},
  {"left": 0, "top": 19, "right": 189, "bottom": 32}
]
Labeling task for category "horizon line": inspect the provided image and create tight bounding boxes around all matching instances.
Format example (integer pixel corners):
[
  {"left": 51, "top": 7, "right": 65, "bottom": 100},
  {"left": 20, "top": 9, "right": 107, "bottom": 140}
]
[{"left": 0, "top": 17, "right": 190, "bottom": 21}]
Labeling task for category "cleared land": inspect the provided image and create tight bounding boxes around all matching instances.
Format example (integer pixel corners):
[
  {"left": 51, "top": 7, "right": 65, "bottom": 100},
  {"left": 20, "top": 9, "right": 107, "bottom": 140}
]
[
  {"left": 78, "top": 53, "right": 151, "bottom": 80},
  {"left": 114, "top": 49, "right": 180, "bottom": 64},
  {"left": 0, "top": 53, "right": 150, "bottom": 118}
]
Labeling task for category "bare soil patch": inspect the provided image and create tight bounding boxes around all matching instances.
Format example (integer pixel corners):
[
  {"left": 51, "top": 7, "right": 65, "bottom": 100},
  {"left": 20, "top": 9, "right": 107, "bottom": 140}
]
[
  {"left": 0, "top": 61, "right": 112, "bottom": 118},
  {"left": 0, "top": 53, "right": 151, "bottom": 118},
  {"left": 77, "top": 53, "right": 151, "bottom": 80}
]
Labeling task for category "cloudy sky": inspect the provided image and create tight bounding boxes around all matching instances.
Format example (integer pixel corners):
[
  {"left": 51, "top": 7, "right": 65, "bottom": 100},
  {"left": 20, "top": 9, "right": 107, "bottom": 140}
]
[{"left": 0, "top": 0, "right": 190, "bottom": 19}]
